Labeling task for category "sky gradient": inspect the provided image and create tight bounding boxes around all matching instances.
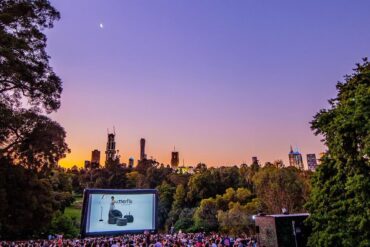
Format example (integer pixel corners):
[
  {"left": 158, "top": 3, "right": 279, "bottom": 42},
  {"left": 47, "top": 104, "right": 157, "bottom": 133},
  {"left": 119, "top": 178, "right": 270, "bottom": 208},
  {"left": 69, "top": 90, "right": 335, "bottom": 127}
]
[{"left": 47, "top": 0, "right": 370, "bottom": 168}]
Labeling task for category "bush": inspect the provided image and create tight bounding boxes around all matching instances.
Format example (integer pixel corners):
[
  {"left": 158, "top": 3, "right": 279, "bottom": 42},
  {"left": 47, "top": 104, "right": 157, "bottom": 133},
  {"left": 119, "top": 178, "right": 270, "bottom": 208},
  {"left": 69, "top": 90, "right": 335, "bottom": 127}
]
[{"left": 50, "top": 212, "right": 79, "bottom": 238}]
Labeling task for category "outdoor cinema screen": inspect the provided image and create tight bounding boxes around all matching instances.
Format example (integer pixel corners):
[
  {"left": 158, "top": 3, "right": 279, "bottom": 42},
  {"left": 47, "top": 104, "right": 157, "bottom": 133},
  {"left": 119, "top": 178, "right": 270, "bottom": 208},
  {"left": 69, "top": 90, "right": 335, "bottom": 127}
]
[{"left": 81, "top": 189, "right": 157, "bottom": 236}]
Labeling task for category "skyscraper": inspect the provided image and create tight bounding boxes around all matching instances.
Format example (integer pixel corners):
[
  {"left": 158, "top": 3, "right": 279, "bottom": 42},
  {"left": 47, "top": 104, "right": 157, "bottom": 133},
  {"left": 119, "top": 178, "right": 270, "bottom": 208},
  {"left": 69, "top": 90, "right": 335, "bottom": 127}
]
[
  {"left": 140, "top": 138, "right": 147, "bottom": 160},
  {"left": 91, "top": 149, "right": 100, "bottom": 164},
  {"left": 306, "top": 153, "right": 318, "bottom": 171},
  {"left": 171, "top": 148, "right": 179, "bottom": 168},
  {"left": 128, "top": 157, "right": 134, "bottom": 168},
  {"left": 105, "top": 131, "right": 117, "bottom": 162},
  {"left": 288, "top": 146, "right": 304, "bottom": 170},
  {"left": 251, "top": 156, "right": 259, "bottom": 165}
]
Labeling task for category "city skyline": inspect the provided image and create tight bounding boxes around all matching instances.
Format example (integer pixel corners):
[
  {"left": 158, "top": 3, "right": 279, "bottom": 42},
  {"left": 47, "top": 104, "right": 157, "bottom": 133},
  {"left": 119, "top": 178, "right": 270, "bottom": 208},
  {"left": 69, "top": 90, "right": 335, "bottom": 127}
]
[
  {"left": 71, "top": 130, "right": 319, "bottom": 169},
  {"left": 47, "top": 0, "right": 370, "bottom": 168}
]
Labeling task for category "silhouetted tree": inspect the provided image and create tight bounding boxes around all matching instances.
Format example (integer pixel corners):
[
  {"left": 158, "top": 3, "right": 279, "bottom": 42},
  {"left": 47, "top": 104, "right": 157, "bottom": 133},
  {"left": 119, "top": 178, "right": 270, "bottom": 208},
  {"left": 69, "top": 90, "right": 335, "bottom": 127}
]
[
  {"left": 305, "top": 59, "right": 370, "bottom": 247},
  {"left": 0, "top": 0, "right": 62, "bottom": 112},
  {"left": 0, "top": 0, "right": 70, "bottom": 239}
]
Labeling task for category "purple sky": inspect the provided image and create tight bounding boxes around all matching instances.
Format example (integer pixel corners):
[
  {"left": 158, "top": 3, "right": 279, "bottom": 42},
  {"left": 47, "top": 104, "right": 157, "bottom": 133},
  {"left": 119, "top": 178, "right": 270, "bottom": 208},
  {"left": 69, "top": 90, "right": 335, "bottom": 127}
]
[{"left": 47, "top": 0, "right": 370, "bottom": 168}]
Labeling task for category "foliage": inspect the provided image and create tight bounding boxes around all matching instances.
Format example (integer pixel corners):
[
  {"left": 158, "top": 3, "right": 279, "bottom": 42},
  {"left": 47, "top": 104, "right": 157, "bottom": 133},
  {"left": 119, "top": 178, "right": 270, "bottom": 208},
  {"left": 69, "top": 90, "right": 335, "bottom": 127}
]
[
  {"left": 253, "top": 166, "right": 310, "bottom": 214},
  {"left": 217, "top": 200, "right": 258, "bottom": 235},
  {"left": 167, "top": 184, "right": 187, "bottom": 227},
  {"left": 193, "top": 187, "right": 257, "bottom": 233},
  {"left": 50, "top": 212, "right": 79, "bottom": 239},
  {"left": 0, "top": 0, "right": 71, "bottom": 240},
  {"left": 193, "top": 198, "right": 219, "bottom": 232},
  {"left": 186, "top": 167, "right": 242, "bottom": 206},
  {"left": 305, "top": 59, "right": 370, "bottom": 247},
  {"left": 0, "top": 158, "right": 56, "bottom": 239},
  {"left": 157, "top": 182, "right": 176, "bottom": 230},
  {"left": 0, "top": 104, "right": 69, "bottom": 171},
  {"left": 0, "top": 0, "right": 62, "bottom": 112},
  {"left": 173, "top": 208, "right": 196, "bottom": 232}
]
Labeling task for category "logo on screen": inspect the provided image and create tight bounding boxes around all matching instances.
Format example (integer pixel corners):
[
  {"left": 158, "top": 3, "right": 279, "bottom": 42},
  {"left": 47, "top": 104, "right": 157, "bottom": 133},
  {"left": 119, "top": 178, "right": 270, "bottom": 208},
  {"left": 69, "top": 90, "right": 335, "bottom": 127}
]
[{"left": 116, "top": 198, "right": 133, "bottom": 204}]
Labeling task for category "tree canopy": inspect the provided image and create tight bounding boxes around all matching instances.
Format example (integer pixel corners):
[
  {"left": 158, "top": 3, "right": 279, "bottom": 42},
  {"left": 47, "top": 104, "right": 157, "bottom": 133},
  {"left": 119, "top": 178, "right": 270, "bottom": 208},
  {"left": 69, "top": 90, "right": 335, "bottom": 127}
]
[
  {"left": 0, "top": 0, "right": 62, "bottom": 112},
  {"left": 305, "top": 59, "right": 370, "bottom": 247},
  {"left": 0, "top": 0, "right": 71, "bottom": 239}
]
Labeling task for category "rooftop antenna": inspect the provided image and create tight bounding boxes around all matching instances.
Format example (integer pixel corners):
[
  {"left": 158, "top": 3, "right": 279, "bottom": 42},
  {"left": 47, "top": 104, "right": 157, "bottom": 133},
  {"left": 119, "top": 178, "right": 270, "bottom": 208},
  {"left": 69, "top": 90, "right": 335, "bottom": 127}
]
[{"left": 113, "top": 126, "right": 116, "bottom": 135}]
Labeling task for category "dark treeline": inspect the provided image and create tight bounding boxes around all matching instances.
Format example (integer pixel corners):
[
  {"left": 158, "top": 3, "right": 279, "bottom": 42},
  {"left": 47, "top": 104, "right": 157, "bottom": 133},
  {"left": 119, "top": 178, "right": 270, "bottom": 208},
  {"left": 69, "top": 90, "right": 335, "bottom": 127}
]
[{"left": 66, "top": 160, "right": 311, "bottom": 233}]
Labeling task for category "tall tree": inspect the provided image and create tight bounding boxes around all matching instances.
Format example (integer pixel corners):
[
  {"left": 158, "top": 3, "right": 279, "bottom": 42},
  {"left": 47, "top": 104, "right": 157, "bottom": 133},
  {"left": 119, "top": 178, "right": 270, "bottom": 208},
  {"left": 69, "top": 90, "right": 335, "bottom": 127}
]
[
  {"left": 167, "top": 184, "right": 186, "bottom": 227},
  {"left": 0, "top": 0, "right": 68, "bottom": 171},
  {"left": 305, "top": 59, "right": 370, "bottom": 247},
  {"left": 0, "top": 0, "right": 61, "bottom": 112},
  {"left": 157, "top": 182, "right": 176, "bottom": 230},
  {"left": 0, "top": 0, "right": 69, "bottom": 239}
]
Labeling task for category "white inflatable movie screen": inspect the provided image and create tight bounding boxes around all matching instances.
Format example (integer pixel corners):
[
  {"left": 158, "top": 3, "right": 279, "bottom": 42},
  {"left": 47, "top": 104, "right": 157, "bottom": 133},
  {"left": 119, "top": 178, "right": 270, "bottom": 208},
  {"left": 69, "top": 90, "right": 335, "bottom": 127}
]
[{"left": 81, "top": 189, "right": 158, "bottom": 237}]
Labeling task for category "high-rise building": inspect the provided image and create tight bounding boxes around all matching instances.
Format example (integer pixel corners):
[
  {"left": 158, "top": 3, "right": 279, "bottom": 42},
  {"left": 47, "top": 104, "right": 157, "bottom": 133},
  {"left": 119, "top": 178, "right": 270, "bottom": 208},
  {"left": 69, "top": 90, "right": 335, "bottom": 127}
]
[
  {"left": 252, "top": 156, "right": 259, "bottom": 165},
  {"left": 171, "top": 148, "right": 179, "bottom": 168},
  {"left": 91, "top": 149, "right": 100, "bottom": 164},
  {"left": 140, "top": 138, "right": 147, "bottom": 160},
  {"left": 306, "top": 154, "right": 317, "bottom": 171},
  {"left": 288, "top": 146, "right": 304, "bottom": 170},
  {"left": 128, "top": 157, "right": 134, "bottom": 168},
  {"left": 105, "top": 132, "right": 117, "bottom": 162}
]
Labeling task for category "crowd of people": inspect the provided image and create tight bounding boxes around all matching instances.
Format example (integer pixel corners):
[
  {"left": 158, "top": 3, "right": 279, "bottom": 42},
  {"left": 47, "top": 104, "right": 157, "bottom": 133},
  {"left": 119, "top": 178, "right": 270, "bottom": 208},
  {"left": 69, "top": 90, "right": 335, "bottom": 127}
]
[{"left": 0, "top": 233, "right": 259, "bottom": 247}]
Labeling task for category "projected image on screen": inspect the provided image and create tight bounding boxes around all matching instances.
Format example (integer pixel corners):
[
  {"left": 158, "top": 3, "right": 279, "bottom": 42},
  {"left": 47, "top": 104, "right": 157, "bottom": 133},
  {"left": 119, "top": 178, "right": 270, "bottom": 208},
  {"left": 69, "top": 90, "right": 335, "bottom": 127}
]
[{"left": 85, "top": 192, "right": 156, "bottom": 233}]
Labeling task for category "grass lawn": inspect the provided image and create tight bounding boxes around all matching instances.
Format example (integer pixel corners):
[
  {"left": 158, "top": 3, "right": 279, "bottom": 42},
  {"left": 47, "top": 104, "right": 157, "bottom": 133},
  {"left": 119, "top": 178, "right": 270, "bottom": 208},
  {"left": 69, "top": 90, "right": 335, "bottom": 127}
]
[
  {"left": 64, "top": 195, "right": 83, "bottom": 221},
  {"left": 64, "top": 207, "right": 81, "bottom": 220}
]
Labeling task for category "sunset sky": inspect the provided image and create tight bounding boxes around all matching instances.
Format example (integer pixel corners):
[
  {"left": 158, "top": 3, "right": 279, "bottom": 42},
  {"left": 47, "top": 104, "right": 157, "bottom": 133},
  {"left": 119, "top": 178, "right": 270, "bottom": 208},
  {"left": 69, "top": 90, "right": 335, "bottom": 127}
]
[{"left": 47, "top": 0, "right": 370, "bottom": 168}]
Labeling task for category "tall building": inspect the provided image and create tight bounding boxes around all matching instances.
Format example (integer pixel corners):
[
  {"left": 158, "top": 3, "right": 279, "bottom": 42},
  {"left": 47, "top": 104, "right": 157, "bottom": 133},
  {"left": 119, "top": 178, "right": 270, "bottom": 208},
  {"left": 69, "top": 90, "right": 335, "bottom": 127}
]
[
  {"left": 171, "top": 148, "right": 179, "bottom": 168},
  {"left": 252, "top": 156, "right": 259, "bottom": 165},
  {"left": 91, "top": 149, "right": 100, "bottom": 164},
  {"left": 306, "top": 153, "right": 318, "bottom": 171},
  {"left": 288, "top": 146, "right": 304, "bottom": 170},
  {"left": 105, "top": 131, "right": 117, "bottom": 162},
  {"left": 140, "top": 138, "right": 147, "bottom": 160},
  {"left": 128, "top": 157, "right": 134, "bottom": 168}
]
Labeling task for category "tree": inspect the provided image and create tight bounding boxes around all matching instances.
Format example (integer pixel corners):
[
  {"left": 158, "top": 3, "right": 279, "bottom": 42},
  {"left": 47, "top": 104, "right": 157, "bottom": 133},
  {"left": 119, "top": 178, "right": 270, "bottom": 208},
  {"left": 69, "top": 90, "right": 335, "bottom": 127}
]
[
  {"left": 0, "top": 0, "right": 68, "bottom": 170},
  {"left": 273, "top": 160, "right": 285, "bottom": 168},
  {"left": 187, "top": 167, "right": 243, "bottom": 206},
  {"left": 187, "top": 170, "right": 217, "bottom": 205},
  {"left": 217, "top": 200, "right": 259, "bottom": 235},
  {"left": 50, "top": 212, "right": 79, "bottom": 239},
  {"left": 0, "top": 158, "right": 57, "bottom": 239},
  {"left": 0, "top": 0, "right": 69, "bottom": 239},
  {"left": 0, "top": 104, "right": 69, "bottom": 171},
  {"left": 174, "top": 208, "right": 196, "bottom": 232},
  {"left": 253, "top": 166, "right": 310, "bottom": 214},
  {"left": 193, "top": 198, "right": 219, "bottom": 232},
  {"left": 125, "top": 171, "right": 139, "bottom": 188},
  {"left": 0, "top": 0, "right": 62, "bottom": 112},
  {"left": 157, "top": 182, "right": 176, "bottom": 230},
  {"left": 305, "top": 59, "right": 370, "bottom": 247},
  {"left": 194, "top": 162, "right": 207, "bottom": 173},
  {"left": 167, "top": 184, "right": 187, "bottom": 227}
]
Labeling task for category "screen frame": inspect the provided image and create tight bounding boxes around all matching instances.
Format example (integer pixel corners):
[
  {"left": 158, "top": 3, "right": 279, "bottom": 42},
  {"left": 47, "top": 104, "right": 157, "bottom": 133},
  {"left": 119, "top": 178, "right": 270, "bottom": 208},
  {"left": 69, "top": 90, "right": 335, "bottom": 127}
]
[{"left": 80, "top": 188, "right": 158, "bottom": 238}]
